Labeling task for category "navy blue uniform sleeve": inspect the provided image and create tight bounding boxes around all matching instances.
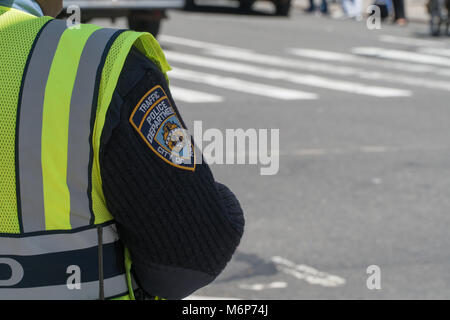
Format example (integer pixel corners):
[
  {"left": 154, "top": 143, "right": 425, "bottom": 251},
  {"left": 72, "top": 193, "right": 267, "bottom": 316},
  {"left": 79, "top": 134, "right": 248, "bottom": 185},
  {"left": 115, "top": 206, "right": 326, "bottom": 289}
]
[{"left": 99, "top": 47, "right": 244, "bottom": 299}]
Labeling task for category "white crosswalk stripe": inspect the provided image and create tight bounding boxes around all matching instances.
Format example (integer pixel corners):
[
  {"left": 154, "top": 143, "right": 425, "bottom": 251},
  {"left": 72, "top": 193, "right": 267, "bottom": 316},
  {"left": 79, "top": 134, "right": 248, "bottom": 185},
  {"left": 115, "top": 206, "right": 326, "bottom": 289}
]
[
  {"left": 378, "top": 35, "right": 447, "bottom": 47},
  {"left": 169, "top": 67, "right": 318, "bottom": 100},
  {"left": 162, "top": 35, "right": 447, "bottom": 74},
  {"left": 160, "top": 34, "right": 252, "bottom": 53},
  {"left": 286, "top": 48, "right": 446, "bottom": 73},
  {"left": 158, "top": 34, "right": 450, "bottom": 102},
  {"left": 418, "top": 48, "right": 450, "bottom": 57},
  {"left": 206, "top": 48, "right": 450, "bottom": 92},
  {"left": 352, "top": 47, "right": 450, "bottom": 67},
  {"left": 170, "top": 86, "right": 224, "bottom": 103},
  {"left": 166, "top": 51, "right": 411, "bottom": 97},
  {"left": 288, "top": 48, "right": 360, "bottom": 63}
]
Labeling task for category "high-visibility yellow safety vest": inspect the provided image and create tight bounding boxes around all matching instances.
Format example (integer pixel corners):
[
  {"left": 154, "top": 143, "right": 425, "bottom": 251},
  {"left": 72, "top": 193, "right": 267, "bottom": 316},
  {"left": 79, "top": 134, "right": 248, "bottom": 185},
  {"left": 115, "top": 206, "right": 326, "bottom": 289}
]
[{"left": 0, "top": 6, "right": 171, "bottom": 299}]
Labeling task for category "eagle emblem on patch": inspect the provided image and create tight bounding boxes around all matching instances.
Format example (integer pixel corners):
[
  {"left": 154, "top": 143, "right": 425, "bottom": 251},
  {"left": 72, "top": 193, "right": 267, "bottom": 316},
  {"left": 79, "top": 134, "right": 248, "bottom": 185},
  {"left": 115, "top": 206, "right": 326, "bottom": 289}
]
[{"left": 129, "top": 85, "right": 195, "bottom": 171}]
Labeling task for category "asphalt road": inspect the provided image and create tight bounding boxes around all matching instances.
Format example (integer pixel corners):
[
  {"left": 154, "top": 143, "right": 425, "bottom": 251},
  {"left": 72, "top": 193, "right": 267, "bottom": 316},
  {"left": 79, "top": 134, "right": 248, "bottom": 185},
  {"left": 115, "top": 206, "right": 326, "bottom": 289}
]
[{"left": 93, "top": 3, "right": 450, "bottom": 299}]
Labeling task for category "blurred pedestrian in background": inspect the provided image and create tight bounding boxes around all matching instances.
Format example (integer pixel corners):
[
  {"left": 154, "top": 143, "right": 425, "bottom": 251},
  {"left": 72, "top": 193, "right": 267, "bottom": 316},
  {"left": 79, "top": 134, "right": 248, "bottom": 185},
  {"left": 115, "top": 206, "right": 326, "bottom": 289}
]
[
  {"left": 305, "top": 0, "right": 328, "bottom": 14},
  {"left": 369, "top": 0, "right": 393, "bottom": 22},
  {"left": 342, "top": 0, "right": 363, "bottom": 19},
  {"left": 392, "top": 0, "right": 407, "bottom": 25}
]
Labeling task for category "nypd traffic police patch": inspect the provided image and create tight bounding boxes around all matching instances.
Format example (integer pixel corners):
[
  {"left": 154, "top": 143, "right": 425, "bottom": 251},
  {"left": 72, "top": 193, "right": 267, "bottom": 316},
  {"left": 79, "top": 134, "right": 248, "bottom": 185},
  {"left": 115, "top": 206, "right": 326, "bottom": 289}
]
[{"left": 129, "top": 85, "right": 195, "bottom": 171}]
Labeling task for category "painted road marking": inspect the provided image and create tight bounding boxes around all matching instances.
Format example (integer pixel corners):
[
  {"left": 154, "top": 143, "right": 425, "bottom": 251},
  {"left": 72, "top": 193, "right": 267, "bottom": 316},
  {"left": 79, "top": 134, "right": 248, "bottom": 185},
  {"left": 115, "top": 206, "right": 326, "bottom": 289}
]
[
  {"left": 210, "top": 48, "right": 361, "bottom": 76},
  {"left": 208, "top": 49, "right": 450, "bottom": 92},
  {"left": 161, "top": 34, "right": 439, "bottom": 73},
  {"left": 418, "top": 47, "right": 450, "bottom": 57},
  {"left": 229, "top": 145, "right": 395, "bottom": 161},
  {"left": 271, "top": 256, "right": 346, "bottom": 287},
  {"left": 169, "top": 67, "right": 319, "bottom": 100},
  {"left": 159, "top": 34, "right": 252, "bottom": 53},
  {"left": 290, "top": 146, "right": 394, "bottom": 156},
  {"left": 281, "top": 145, "right": 450, "bottom": 157},
  {"left": 378, "top": 35, "right": 447, "bottom": 47},
  {"left": 238, "top": 282, "right": 288, "bottom": 291},
  {"left": 166, "top": 51, "right": 411, "bottom": 97},
  {"left": 352, "top": 47, "right": 450, "bottom": 67},
  {"left": 291, "top": 146, "right": 396, "bottom": 156},
  {"left": 288, "top": 48, "right": 358, "bottom": 62},
  {"left": 170, "top": 86, "right": 224, "bottom": 103},
  {"left": 286, "top": 48, "right": 436, "bottom": 73}
]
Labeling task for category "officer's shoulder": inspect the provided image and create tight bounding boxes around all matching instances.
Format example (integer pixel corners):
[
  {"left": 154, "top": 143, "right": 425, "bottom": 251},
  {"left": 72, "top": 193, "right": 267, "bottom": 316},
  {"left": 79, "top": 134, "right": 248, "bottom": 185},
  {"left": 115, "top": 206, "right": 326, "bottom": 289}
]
[{"left": 114, "top": 44, "right": 164, "bottom": 100}]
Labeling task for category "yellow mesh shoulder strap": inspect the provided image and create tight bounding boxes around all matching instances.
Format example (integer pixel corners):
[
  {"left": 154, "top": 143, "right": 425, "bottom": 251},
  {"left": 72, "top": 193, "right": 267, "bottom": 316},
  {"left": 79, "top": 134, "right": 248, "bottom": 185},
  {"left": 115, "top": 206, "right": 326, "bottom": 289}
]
[
  {"left": 91, "top": 31, "right": 171, "bottom": 300},
  {"left": 91, "top": 30, "right": 171, "bottom": 224}
]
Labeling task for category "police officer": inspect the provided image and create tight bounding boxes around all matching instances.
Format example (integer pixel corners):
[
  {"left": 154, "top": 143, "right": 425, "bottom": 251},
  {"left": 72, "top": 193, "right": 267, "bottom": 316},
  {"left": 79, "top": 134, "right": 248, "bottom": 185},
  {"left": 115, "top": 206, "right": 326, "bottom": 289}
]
[{"left": 0, "top": 0, "right": 244, "bottom": 300}]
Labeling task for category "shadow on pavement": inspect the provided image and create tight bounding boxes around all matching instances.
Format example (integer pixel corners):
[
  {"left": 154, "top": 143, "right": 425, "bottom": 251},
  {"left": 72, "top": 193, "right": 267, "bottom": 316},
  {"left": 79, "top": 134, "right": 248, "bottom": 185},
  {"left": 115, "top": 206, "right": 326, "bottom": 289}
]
[{"left": 216, "top": 252, "right": 279, "bottom": 283}]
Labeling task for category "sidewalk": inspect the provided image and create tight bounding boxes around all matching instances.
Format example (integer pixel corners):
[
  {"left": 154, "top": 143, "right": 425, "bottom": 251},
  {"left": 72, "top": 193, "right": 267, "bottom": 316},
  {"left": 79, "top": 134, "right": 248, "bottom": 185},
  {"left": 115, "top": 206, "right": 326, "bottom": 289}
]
[{"left": 293, "top": 0, "right": 429, "bottom": 23}]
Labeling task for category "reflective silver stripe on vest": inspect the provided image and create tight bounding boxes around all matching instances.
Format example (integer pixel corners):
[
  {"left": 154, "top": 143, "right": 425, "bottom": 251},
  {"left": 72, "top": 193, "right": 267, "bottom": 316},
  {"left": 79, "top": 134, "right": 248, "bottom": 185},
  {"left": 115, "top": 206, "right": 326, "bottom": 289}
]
[
  {"left": 0, "top": 258, "right": 24, "bottom": 287},
  {"left": 18, "top": 19, "right": 67, "bottom": 233},
  {"left": 67, "top": 28, "right": 119, "bottom": 228},
  {"left": 0, "top": 274, "right": 128, "bottom": 300},
  {"left": 0, "top": 224, "right": 118, "bottom": 255},
  {"left": 0, "top": 224, "right": 128, "bottom": 299}
]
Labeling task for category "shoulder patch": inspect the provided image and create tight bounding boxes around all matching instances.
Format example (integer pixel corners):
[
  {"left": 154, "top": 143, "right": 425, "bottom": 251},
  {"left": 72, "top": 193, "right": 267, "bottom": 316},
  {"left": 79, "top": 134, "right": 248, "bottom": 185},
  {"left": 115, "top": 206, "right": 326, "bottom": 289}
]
[{"left": 129, "top": 85, "right": 196, "bottom": 171}]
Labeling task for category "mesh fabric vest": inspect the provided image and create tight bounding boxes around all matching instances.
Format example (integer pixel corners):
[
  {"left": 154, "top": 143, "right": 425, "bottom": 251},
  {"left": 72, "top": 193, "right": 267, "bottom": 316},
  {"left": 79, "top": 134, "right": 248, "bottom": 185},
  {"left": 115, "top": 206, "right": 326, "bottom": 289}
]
[{"left": 0, "top": 6, "right": 171, "bottom": 299}]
